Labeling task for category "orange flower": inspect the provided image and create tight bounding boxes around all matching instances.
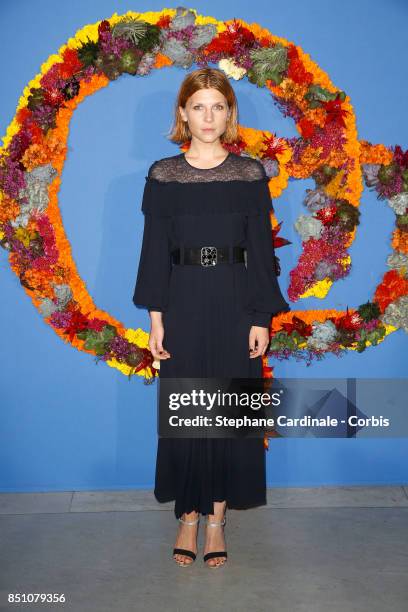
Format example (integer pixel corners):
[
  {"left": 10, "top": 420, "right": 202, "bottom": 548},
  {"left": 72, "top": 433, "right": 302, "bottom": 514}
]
[
  {"left": 359, "top": 140, "right": 393, "bottom": 165},
  {"left": 21, "top": 143, "right": 49, "bottom": 171},
  {"left": 23, "top": 268, "right": 55, "bottom": 298},
  {"left": 392, "top": 229, "right": 408, "bottom": 254},
  {"left": 154, "top": 53, "right": 172, "bottom": 68},
  {"left": 374, "top": 270, "right": 408, "bottom": 312},
  {"left": 0, "top": 194, "right": 20, "bottom": 223}
]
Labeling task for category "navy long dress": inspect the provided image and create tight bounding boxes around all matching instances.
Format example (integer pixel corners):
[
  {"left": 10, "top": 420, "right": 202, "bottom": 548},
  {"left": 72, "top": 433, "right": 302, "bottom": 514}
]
[{"left": 133, "top": 151, "right": 290, "bottom": 518}]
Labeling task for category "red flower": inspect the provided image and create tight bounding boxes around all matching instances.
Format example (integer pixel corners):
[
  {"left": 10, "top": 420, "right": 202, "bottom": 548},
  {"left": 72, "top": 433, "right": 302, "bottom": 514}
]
[
  {"left": 98, "top": 20, "right": 111, "bottom": 34},
  {"left": 16, "top": 108, "right": 32, "bottom": 125},
  {"left": 205, "top": 19, "right": 255, "bottom": 56},
  {"left": 280, "top": 315, "right": 313, "bottom": 337},
  {"left": 262, "top": 134, "right": 287, "bottom": 160},
  {"left": 272, "top": 221, "right": 291, "bottom": 249},
  {"left": 330, "top": 307, "right": 362, "bottom": 330},
  {"left": 393, "top": 145, "right": 408, "bottom": 169},
  {"left": 63, "top": 310, "right": 90, "bottom": 342},
  {"left": 298, "top": 117, "right": 315, "bottom": 139},
  {"left": 315, "top": 205, "right": 337, "bottom": 225},
  {"left": 259, "top": 36, "right": 272, "bottom": 48},
  {"left": 205, "top": 32, "right": 233, "bottom": 55},
  {"left": 227, "top": 19, "right": 256, "bottom": 46},
  {"left": 88, "top": 318, "right": 107, "bottom": 332},
  {"left": 323, "top": 97, "right": 349, "bottom": 128},
  {"left": 287, "top": 44, "right": 314, "bottom": 85},
  {"left": 58, "top": 48, "right": 83, "bottom": 80},
  {"left": 131, "top": 351, "right": 159, "bottom": 379},
  {"left": 157, "top": 15, "right": 171, "bottom": 28},
  {"left": 44, "top": 88, "right": 65, "bottom": 107}
]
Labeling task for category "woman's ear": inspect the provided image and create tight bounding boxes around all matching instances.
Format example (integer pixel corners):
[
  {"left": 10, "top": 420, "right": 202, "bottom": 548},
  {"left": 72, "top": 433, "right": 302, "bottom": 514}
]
[{"left": 179, "top": 105, "right": 187, "bottom": 122}]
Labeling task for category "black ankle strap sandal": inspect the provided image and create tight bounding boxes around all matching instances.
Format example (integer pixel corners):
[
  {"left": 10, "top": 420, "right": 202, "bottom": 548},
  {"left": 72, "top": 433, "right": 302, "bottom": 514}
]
[
  {"left": 203, "top": 516, "right": 228, "bottom": 568},
  {"left": 173, "top": 515, "right": 200, "bottom": 566}
]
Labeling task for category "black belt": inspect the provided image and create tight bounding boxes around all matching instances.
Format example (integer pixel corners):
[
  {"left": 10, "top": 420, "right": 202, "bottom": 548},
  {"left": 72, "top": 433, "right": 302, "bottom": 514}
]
[{"left": 171, "top": 246, "right": 246, "bottom": 266}]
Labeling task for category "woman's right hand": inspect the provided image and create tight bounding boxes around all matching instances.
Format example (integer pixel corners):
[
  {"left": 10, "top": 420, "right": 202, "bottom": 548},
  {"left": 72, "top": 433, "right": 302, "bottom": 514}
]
[{"left": 148, "top": 321, "right": 171, "bottom": 360}]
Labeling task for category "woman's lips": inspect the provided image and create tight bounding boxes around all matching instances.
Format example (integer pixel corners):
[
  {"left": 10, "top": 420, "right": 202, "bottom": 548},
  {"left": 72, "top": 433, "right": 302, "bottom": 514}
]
[{"left": 202, "top": 128, "right": 215, "bottom": 131}]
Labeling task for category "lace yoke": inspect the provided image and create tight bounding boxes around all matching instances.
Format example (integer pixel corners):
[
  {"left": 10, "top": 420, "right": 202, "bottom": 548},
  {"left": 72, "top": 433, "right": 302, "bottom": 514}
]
[
  {"left": 147, "top": 152, "right": 268, "bottom": 183},
  {"left": 141, "top": 151, "right": 272, "bottom": 217}
]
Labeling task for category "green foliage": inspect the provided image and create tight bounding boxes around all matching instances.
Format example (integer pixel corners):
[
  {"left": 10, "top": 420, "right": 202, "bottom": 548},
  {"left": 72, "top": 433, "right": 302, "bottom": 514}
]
[
  {"left": 77, "top": 39, "right": 99, "bottom": 67},
  {"left": 269, "top": 330, "right": 305, "bottom": 351},
  {"left": 247, "top": 44, "right": 288, "bottom": 87},
  {"left": 77, "top": 324, "right": 117, "bottom": 355},
  {"left": 378, "top": 162, "right": 399, "bottom": 185},
  {"left": 112, "top": 18, "right": 161, "bottom": 52},
  {"left": 358, "top": 301, "right": 381, "bottom": 322},
  {"left": 305, "top": 84, "right": 340, "bottom": 108}
]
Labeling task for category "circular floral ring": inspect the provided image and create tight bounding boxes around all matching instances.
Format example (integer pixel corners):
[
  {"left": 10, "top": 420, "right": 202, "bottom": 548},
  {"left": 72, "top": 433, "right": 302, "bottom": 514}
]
[{"left": 0, "top": 8, "right": 407, "bottom": 385}]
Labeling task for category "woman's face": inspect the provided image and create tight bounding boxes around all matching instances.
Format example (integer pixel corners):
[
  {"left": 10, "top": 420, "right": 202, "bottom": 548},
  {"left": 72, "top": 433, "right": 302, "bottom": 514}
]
[{"left": 179, "top": 88, "right": 230, "bottom": 144}]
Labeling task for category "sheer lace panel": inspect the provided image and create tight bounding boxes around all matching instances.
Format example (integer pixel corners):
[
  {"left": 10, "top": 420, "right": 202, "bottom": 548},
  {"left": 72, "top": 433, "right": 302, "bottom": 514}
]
[{"left": 147, "top": 152, "right": 268, "bottom": 183}]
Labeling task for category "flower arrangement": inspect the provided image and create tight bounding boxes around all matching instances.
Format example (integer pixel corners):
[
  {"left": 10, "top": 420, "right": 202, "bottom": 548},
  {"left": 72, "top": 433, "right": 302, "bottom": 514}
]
[{"left": 0, "top": 7, "right": 407, "bottom": 398}]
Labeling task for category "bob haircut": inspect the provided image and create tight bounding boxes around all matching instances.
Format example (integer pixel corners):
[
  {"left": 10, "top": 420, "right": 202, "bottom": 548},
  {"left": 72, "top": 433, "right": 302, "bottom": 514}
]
[{"left": 167, "top": 68, "right": 239, "bottom": 145}]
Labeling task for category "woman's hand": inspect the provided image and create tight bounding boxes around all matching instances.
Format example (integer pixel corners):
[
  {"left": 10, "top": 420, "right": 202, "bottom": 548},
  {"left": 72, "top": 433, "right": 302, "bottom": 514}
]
[
  {"left": 249, "top": 325, "right": 270, "bottom": 358},
  {"left": 148, "top": 313, "right": 171, "bottom": 360}
]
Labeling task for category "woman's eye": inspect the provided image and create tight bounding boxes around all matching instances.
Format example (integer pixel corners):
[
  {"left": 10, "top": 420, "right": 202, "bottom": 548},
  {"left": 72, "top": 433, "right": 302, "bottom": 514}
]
[{"left": 193, "top": 105, "right": 224, "bottom": 110}]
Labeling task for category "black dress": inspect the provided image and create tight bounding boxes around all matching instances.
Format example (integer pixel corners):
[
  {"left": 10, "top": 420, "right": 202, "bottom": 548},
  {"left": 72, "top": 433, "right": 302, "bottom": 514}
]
[{"left": 133, "top": 151, "right": 290, "bottom": 518}]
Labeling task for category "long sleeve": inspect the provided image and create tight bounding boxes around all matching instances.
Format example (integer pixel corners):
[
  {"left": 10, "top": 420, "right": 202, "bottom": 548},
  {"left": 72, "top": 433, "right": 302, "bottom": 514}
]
[
  {"left": 246, "top": 172, "right": 290, "bottom": 328},
  {"left": 132, "top": 172, "right": 171, "bottom": 312}
]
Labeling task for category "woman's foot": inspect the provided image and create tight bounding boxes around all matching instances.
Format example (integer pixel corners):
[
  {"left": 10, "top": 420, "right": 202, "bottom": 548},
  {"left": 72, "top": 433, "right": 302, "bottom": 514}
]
[
  {"left": 173, "top": 510, "right": 200, "bottom": 566},
  {"left": 203, "top": 501, "right": 227, "bottom": 568}
]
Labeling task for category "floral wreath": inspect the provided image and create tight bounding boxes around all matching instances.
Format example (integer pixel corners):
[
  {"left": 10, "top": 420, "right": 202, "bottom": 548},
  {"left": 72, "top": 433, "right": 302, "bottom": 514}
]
[{"left": 1, "top": 7, "right": 407, "bottom": 392}]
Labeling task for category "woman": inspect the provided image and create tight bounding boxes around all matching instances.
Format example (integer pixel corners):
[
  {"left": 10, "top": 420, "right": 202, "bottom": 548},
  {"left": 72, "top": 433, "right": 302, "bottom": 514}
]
[{"left": 133, "top": 68, "right": 290, "bottom": 568}]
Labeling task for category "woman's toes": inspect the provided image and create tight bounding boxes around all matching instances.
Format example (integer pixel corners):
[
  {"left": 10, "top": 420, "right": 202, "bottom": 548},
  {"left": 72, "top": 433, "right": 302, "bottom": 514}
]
[{"left": 206, "top": 555, "right": 225, "bottom": 566}]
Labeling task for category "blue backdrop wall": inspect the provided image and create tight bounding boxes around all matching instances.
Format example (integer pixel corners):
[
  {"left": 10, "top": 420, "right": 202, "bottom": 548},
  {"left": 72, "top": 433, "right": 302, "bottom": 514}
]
[{"left": 1, "top": 0, "right": 407, "bottom": 492}]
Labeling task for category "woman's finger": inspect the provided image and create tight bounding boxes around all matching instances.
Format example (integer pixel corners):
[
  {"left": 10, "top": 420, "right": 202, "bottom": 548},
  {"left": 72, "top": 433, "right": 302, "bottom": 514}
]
[
  {"left": 150, "top": 340, "right": 171, "bottom": 359},
  {"left": 249, "top": 343, "right": 261, "bottom": 358}
]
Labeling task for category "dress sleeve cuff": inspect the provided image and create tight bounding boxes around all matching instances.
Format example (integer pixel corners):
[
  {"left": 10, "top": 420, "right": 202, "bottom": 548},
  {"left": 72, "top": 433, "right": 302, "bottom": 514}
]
[
  {"left": 251, "top": 303, "right": 291, "bottom": 328},
  {"left": 251, "top": 312, "right": 272, "bottom": 328}
]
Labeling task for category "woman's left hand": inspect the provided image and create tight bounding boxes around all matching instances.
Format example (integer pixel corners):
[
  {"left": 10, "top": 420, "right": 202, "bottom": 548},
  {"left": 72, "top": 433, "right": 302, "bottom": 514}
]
[{"left": 249, "top": 325, "right": 270, "bottom": 358}]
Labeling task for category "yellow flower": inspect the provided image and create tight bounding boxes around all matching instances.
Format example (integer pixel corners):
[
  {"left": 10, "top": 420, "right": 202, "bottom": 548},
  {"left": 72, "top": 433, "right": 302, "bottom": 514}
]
[
  {"left": 14, "top": 227, "right": 32, "bottom": 248},
  {"left": 300, "top": 279, "right": 333, "bottom": 299}
]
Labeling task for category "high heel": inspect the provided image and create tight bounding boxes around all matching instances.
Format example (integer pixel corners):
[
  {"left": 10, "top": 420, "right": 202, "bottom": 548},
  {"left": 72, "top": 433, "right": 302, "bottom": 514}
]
[
  {"left": 203, "top": 515, "right": 228, "bottom": 568},
  {"left": 173, "top": 515, "right": 200, "bottom": 566}
]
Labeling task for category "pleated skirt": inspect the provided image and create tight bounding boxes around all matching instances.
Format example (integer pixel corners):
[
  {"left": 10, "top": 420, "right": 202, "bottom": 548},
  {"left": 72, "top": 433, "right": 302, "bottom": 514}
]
[{"left": 154, "top": 263, "right": 267, "bottom": 518}]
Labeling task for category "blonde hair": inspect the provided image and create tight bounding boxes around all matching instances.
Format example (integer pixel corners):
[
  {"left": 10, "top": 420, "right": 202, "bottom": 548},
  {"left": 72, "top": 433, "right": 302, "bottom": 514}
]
[{"left": 167, "top": 68, "right": 239, "bottom": 145}]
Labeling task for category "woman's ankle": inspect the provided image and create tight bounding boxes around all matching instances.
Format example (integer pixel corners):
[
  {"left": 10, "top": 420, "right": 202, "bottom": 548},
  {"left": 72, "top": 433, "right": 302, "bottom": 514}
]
[
  {"left": 180, "top": 509, "right": 199, "bottom": 521},
  {"left": 207, "top": 500, "right": 226, "bottom": 522}
]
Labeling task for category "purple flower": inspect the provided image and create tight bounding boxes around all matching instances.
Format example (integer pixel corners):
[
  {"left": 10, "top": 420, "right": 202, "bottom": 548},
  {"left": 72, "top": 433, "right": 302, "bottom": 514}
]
[
  {"left": 0, "top": 157, "right": 26, "bottom": 199},
  {"left": 50, "top": 310, "right": 73, "bottom": 328},
  {"left": 99, "top": 29, "right": 132, "bottom": 58}
]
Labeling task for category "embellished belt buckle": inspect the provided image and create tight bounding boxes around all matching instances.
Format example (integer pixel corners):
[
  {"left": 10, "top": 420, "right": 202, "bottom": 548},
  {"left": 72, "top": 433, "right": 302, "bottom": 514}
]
[{"left": 201, "top": 246, "right": 217, "bottom": 266}]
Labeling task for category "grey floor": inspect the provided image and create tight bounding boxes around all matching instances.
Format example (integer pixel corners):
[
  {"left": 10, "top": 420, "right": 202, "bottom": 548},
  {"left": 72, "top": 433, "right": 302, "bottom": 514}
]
[{"left": 1, "top": 486, "right": 408, "bottom": 612}]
